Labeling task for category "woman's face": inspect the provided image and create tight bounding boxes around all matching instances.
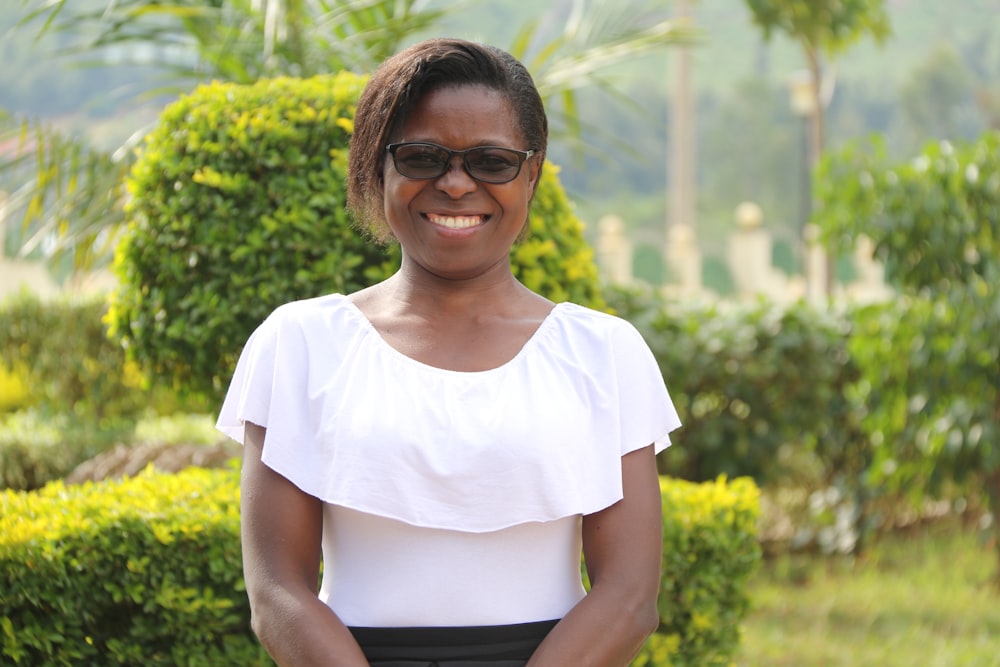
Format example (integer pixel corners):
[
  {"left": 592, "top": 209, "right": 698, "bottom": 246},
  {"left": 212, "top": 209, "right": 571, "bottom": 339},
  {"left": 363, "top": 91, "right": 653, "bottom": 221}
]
[{"left": 382, "top": 83, "right": 540, "bottom": 283}]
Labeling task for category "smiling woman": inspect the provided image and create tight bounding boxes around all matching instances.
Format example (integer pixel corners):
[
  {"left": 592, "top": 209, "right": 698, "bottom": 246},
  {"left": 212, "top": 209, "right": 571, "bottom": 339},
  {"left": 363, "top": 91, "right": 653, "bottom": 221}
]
[
  {"left": 378, "top": 84, "right": 539, "bottom": 284},
  {"left": 217, "top": 38, "right": 682, "bottom": 667}
]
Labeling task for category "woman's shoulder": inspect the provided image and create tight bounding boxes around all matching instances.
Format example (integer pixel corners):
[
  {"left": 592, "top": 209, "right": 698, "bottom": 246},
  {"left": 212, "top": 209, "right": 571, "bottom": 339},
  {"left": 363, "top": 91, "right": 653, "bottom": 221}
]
[
  {"left": 548, "top": 302, "right": 644, "bottom": 340},
  {"left": 252, "top": 293, "right": 367, "bottom": 343},
  {"left": 266, "top": 293, "right": 352, "bottom": 325}
]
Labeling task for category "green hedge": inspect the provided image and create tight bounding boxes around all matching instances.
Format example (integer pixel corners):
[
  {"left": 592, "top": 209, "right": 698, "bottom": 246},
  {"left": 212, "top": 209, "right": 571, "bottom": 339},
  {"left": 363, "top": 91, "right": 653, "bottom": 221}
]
[
  {"left": 639, "top": 476, "right": 761, "bottom": 667},
  {"left": 0, "top": 293, "right": 213, "bottom": 491},
  {"left": 605, "top": 286, "right": 864, "bottom": 489},
  {"left": 0, "top": 468, "right": 759, "bottom": 666},
  {"left": 109, "top": 72, "right": 604, "bottom": 403},
  {"left": 0, "top": 292, "right": 144, "bottom": 422},
  {"left": 0, "top": 466, "right": 269, "bottom": 666}
]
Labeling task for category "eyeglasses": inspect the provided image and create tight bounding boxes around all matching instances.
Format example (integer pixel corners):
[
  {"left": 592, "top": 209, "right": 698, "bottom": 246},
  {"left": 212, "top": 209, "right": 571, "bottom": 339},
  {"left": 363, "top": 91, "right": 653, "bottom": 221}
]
[{"left": 386, "top": 142, "right": 536, "bottom": 184}]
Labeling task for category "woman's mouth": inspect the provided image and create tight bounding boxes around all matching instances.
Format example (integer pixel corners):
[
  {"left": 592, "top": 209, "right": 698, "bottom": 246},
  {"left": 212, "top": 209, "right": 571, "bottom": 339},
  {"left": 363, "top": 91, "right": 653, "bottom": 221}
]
[{"left": 426, "top": 213, "right": 486, "bottom": 229}]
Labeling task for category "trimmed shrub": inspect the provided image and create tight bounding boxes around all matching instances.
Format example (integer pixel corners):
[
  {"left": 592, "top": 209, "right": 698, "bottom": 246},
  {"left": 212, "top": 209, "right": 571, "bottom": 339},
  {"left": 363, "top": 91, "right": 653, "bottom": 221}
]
[
  {"left": 109, "top": 72, "right": 604, "bottom": 404},
  {"left": 1, "top": 469, "right": 758, "bottom": 666},
  {"left": 0, "top": 466, "right": 269, "bottom": 666},
  {"left": 0, "top": 292, "right": 145, "bottom": 422},
  {"left": 605, "top": 285, "right": 864, "bottom": 489},
  {"left": 638, "top": 476, "right": 761, "bottom": 667}
]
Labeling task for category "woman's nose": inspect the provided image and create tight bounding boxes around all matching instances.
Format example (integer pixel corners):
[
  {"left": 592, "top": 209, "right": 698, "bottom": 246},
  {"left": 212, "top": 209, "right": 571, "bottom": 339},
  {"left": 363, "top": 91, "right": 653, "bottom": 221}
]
[{"left": 434, "top": 157, "right": 479, "bottom": 197}]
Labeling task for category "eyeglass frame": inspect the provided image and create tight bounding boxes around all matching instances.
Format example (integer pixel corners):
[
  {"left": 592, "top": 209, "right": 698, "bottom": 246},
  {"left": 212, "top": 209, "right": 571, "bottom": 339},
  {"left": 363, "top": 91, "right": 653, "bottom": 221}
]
[{"left": 385, "top": 141, "right": 537, "bottom": 184}]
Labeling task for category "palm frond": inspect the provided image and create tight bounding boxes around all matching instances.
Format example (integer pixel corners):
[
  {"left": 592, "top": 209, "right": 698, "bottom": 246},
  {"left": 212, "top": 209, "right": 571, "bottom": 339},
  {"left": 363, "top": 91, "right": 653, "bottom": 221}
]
[{"left": 1, "top": 116, "right": 135, "bottom": 269}]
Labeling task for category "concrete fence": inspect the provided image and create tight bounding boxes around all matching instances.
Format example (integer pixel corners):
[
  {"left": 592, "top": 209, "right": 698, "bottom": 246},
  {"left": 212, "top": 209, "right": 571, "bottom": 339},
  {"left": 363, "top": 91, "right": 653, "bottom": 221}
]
[{"left": 596, "top": 201, "right": 893, "bottom": 305}]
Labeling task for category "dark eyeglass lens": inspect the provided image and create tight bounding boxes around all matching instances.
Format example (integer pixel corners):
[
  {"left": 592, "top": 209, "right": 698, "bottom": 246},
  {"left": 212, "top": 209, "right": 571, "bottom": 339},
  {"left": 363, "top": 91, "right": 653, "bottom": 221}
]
[
  {"left": 466, "top": 149, "right": 521, "bottom": 181},
  {"left": 394, "top": 145, "right": 450, "bottom": 179}
]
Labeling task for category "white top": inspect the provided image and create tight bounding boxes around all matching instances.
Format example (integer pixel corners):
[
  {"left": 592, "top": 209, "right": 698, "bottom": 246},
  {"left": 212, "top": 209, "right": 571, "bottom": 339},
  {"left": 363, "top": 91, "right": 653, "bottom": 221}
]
[{"left": 218, "top": 294, "right": 680, "bottom": 626}]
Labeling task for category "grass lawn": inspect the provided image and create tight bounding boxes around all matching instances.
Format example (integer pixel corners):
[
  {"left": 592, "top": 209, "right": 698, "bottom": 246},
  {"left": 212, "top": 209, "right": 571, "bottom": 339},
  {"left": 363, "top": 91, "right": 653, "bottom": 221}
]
[{"left": 736, "top": 521, "right": 1000, "bottom": 666}]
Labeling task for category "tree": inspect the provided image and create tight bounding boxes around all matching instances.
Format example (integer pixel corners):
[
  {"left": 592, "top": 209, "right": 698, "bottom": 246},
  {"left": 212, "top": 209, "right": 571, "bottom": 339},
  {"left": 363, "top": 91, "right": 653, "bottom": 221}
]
[
  {"left": 2, "top": 0, "right": 692, "bottom": 276},
  {"left": 742, "top": 0, "right": 890, "bottom": 290},
  {"left": 816, "top": 131, "right": 1000, "bottom": 585},
  {"left": 743, "top": 0, "right": 890, "bottom": 160}
]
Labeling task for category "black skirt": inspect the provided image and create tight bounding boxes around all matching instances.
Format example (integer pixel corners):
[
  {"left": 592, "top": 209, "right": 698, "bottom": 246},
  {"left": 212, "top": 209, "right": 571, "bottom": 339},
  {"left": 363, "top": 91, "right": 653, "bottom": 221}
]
[{"left": 348, "top": 619, "right": 559, "bottom": 667}]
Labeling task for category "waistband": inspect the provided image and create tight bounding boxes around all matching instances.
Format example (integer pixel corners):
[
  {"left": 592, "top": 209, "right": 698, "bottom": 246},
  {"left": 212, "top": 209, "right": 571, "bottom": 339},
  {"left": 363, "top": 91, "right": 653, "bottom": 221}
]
[{"left": 348, "top": 619, "right": 559, "bottom": 666}]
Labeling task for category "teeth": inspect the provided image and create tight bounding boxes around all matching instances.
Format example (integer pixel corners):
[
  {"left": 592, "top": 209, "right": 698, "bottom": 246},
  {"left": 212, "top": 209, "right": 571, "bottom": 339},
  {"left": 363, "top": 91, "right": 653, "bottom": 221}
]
[{"left": 428, "top": 214, "right": 483, "bottom": 229}]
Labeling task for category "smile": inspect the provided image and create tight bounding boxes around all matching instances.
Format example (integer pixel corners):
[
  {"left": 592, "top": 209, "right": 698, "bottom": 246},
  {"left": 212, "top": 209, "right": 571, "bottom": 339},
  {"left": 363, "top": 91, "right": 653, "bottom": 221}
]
[{"left": 426, "top": 213, "right": 486, "bottom": 229}]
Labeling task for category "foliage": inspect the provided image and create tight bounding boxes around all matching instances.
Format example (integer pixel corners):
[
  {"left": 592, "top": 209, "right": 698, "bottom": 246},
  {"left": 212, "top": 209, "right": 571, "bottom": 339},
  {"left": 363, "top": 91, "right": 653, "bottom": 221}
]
[
  {"left": 0, "top": 411, "right": 123, "bottom": 492},
  {"left": 107, "top": 72, "right": 375, "bottom": 400},
  {"left": 743, "top": 0, "right": 891, "bottom": 57},
  {"left": 0, "top": 290, "right": 209, "bottom": 421},
  {"left": 815, "top": 130, "right": 1000, "bottom": 579},
  {"left": 132, "top": 413, "right": 222, "bottom": 448},
  {"left": 1, "top": 467, "right": 758, "bottom": 666},
  {"left": 0, "top": 410, "right": 228, "bottom": 492},
  {"left": 816, "top": 133, "right": 1000, "bottom": 483},
  {"left": 0, "top": 293, "right": 215, "bottom": 490},
  {"left": 606, "top": 280, "right": 999, "bottom": 556},
  {"left": 0, "top": 466, "right": 271, "bottom": 666},
  {"left": 606, "top": 286, "right": 862, "bottom": 488},
  {"left": 0, "top": 361, "right": 32, "bottom": 414},
  {"left": 634, "top": 476, "right": 761, "bottom": 667},
  {"left": 17, "top": 0, "right": 447, "bottom": 87},
  {"left": 108, "top": 72, "right": 604, "bottom": 402},
  {"left": 0, "top": 292, "right": 145, "bottom": 421},
  {"left": 817, "top": 133, "right": 1000, "bottom": 290},
  {"left": 844, "top": 296, "right": 997, "bottom": 496},
  {"left": 516, "top": 164, "right": 604, "bottom": 307}
]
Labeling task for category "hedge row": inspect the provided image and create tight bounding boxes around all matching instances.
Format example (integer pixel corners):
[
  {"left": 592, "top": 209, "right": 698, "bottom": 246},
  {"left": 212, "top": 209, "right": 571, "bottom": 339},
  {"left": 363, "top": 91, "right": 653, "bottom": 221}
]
[
  {"left": 0, "top": 292, "right": 144, "bottom": 422},
  {"left": 606, "top": 286, "right": 861, "bottom": 487},
  {"left": 0, "top": 293, "right": 217, "bottom": 491},
  {"left": 0, "top": 468, "right": 759, "bottom": 667}
]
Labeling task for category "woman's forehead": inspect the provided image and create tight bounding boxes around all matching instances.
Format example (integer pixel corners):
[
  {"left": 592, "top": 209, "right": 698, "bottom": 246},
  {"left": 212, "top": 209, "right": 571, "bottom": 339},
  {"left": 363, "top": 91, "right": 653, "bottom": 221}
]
[{"left": 394, "top": 85, "right": 523, "bottom": 147}]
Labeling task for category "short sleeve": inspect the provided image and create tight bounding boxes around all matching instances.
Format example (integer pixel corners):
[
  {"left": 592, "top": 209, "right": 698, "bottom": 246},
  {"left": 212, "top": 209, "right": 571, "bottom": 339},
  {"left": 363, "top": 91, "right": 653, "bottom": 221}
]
[
  {"left": 216, "top": 305, "right": 306, "bottom": 444},
  {"left": 610, "top": 320, "right": 681, "bottom": 456}
]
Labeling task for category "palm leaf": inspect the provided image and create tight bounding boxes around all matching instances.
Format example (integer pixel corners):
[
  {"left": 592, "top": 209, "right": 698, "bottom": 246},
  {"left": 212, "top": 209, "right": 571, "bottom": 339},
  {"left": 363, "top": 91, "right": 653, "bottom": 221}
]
[{"left": 1, "top": 114, "right": 137, "bottom": 269}]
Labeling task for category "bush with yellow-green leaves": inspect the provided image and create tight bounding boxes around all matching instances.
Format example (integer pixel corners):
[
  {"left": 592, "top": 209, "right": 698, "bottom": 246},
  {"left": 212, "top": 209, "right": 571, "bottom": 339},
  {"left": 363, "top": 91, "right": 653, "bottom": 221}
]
[
  {"left": 1, "top": 468, "right": 758, "bottom": 666},
  {"left": 0, "top": 466, "right": 269, "bottom": 666},
  {"left": 638, "top": 476, "right": 761, "bottom": 667}
]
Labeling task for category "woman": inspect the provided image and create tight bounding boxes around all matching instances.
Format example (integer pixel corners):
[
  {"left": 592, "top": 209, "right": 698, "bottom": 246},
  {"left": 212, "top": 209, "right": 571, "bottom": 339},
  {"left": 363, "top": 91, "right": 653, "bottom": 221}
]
[{"left": 218, "top": 38, "right": 680, "bottom": 666}]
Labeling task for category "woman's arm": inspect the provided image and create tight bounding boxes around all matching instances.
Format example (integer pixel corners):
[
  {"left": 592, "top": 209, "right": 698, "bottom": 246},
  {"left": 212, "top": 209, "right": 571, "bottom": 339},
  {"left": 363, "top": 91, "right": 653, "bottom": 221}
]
[
  {"left": 526, "top": 444, "right": 663, "bottom": 667},
  {"left": 241, "top": 421, "right": 370, "bottom": 666}
]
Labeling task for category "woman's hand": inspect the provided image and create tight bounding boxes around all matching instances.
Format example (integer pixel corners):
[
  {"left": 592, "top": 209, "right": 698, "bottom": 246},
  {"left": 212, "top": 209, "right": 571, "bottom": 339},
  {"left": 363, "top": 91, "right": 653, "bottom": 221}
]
[{"left": 526, "top": 445, "right": 662, "bottom": 667}]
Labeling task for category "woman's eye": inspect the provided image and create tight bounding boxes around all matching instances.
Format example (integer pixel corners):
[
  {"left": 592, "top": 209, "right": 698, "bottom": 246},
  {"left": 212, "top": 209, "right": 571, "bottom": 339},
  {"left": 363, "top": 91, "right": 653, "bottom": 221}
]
[
  {"left": 402, "top": 151, "right": 444, "bottom": 167},
  {"left": 471, "top": 153, "right": 516, "bottom": 171}
]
